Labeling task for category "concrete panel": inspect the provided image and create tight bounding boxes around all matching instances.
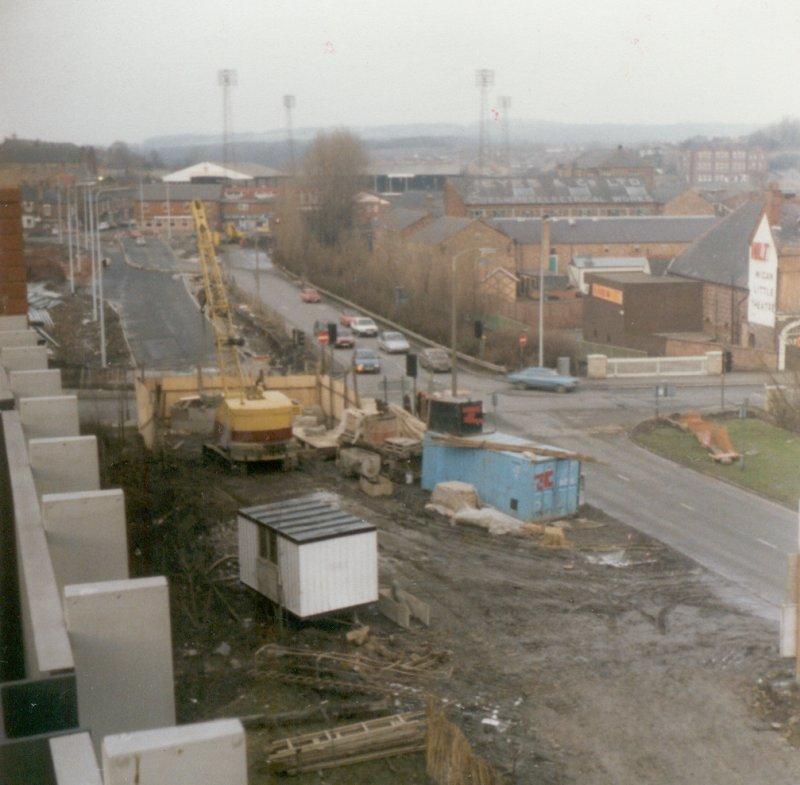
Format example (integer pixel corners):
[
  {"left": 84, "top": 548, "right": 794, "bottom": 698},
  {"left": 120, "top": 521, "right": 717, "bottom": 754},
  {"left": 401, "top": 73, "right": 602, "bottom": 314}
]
[
  {"left": 50, "top": 732, "right": 102, "bottom": 785},
  {"left": 1, "top": 345, "right": 48, "bottom": 371},
  {"left": 41, "top": 489, "right": 129, "bottom": 593},
  {"left": 1, "top": 411, "right": 73, "bottom": 678},
  {"left": 0, "top": 330, "right": 38, "bottom": 348},
  {"left": 9, "top": 369, "right": 62, "bottom": 400},
  {"left": 102, "top": 720, "right": 246, "bottom": 785},
  {"left": 28, "top": 436, "right": 100, "bottom": 496},
  {"left": 19, "top": 395, "right": 80, "bottom": 440},
  {"left": 64, "top": 577, "right": 176, "bottom": 751},
  {"left": 0, "top": 315, "right": 28, "bottom": 331}
]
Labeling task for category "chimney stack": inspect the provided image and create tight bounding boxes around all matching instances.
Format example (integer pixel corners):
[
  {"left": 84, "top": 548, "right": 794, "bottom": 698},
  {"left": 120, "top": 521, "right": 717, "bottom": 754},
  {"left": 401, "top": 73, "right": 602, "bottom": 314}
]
[{"left": 0, "top": 188, "right": 28, "bottom": 316}]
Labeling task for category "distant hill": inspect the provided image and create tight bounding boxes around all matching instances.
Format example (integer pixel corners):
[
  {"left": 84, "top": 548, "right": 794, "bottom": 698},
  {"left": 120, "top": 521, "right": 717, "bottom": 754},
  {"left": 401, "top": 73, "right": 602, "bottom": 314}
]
[{"left": 142, "top": 120, "right": 759, "bottom": 152}]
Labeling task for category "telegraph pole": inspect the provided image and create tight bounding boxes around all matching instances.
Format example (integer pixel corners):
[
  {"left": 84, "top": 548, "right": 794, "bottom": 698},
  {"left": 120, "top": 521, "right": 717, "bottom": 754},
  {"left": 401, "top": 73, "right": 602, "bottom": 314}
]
[
  {"left": 538, "top": 215, "right": 549, "bottom": 366},
  {"left": 66, "top": 191, "right": 75, "bottom": 293},
  {"left": 283, "top": 94, "right": 297, "bottom": 175},
  {"left": 87, "top": 186, "right": 98, "bottom": 320},
  {"left": 94, "top": 190, "right": 107, "bottom": 367},
  {"left": 475, "top": 69, "right": 495, "bottom": 173}
]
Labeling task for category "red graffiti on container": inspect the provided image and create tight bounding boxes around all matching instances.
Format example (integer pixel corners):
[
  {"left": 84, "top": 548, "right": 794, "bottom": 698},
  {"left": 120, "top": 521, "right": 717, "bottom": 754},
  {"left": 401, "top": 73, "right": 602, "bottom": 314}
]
[{"left": 535, "top": 469, "right": 554, "bottom": 491}]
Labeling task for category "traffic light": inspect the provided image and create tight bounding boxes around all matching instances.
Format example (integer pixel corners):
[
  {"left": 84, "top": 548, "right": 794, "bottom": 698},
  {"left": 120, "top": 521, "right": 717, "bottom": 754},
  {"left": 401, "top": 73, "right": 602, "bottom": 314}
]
[
  {"left": 474, "top": 320, "right": 484, "bottom": 340},
  {"left": 406, "top": 352, "right": 418, "bottom": 378},
  {"left": 327, "top": 322, "right": 338, "bottom": 345},
  {"left": 723, "top": 350, "right": 732, "bottom": 373}
]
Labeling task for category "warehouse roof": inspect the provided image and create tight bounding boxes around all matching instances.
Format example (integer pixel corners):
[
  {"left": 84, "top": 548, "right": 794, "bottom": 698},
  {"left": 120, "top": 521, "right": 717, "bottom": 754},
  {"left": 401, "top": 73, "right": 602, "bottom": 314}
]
[
  {"left": 163, "top": 161, "right": 285, "bottom": 183},
  {"left": 375, "top": 207, "right": 430, "bottom": 232},
  {"left": 450, "top": 175, "right": 655, "bottom": 206},
  {"left": 140, "top": 183, "right": 222, "bottom": 201},
  {"left": 240, "top": 493, "right": 375, "bottom": 544},
  {"left": 572, "top": 146, "right": 646, "bottom": 169},
  {"left": 492, "top": 215, "right": 718, "bottom": 245},
  {"left": 587, "top": 271, "right": 696, "bottom": 286},
  {"left": 571, "top": 255, "right": 648, "bottom": 269},
  {"left": 668, "top": 200, "right": 765, "bottom": 288},
  {"left": 407, "top": 216, "right": 475, "bottom": 245}
]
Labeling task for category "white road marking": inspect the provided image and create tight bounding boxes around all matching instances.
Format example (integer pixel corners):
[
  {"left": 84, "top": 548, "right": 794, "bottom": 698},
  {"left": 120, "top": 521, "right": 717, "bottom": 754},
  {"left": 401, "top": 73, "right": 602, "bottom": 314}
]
[
  {"left": 680, "top": 502, "right": 695, "bottom": 511},
  {"left": 756, "top": 538, "right": 780, "bottom": 551},
  {"left": 616, "top": 474, "right": 630, "bottom": 482}
]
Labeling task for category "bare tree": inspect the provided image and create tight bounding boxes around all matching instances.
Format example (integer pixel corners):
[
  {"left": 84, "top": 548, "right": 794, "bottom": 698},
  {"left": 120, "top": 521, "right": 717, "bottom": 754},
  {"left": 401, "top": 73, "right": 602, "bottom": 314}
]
[{"left": 302, "top": 129, "right": 368, "bottom": 246}]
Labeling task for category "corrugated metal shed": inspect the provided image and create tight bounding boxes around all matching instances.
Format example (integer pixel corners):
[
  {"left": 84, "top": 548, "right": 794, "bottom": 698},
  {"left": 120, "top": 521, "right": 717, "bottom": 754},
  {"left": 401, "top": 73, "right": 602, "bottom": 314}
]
[{"left": 240, "top": 493, "right": 375, "bottom": 544}]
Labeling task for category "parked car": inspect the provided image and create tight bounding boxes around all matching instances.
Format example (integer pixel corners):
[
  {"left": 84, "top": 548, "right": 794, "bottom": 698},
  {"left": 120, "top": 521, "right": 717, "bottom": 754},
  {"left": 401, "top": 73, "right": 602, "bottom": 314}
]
[
  {"left": 339, "top": 312, "right": 358, "bottom": 327},
  {"left": 350, "top": 317, "right": 378, "bottom": 337},
  {"left": 377, "top": 331, "right": 410, "bottom": 354},
  {"left": 333, "top": 326, "right": 355, "bottom": 349},
  {"left": 300, "top": 287, "right": 321, "bottom": 303},
  {"left": 419, "top": 347, "right": 452, "bottom": 373},
  {"left": 352, "top": 347, "right": 381, "bottom": 373},
  {"left": 506, "top": 366, "right": 578, "bottom": 393},
  {"left": 135, "top": 236, "right": 146, "bottom": 246}
]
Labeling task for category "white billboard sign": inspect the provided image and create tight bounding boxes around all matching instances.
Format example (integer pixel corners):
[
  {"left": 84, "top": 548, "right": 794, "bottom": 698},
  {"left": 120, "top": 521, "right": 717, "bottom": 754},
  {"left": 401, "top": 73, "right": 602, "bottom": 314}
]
[{"left": 747, "top": 214, "right": 778, "bottom": 328}]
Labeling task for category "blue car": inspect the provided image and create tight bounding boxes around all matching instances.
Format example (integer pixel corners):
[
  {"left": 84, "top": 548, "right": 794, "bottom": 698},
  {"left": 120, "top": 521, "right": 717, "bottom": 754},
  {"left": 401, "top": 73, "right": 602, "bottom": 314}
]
[
  {"left": 353, "top": 348, "right": 382, "bottom": 374},
  {"left": 506, "top": 366, "right": 578, "bottom": 392}
]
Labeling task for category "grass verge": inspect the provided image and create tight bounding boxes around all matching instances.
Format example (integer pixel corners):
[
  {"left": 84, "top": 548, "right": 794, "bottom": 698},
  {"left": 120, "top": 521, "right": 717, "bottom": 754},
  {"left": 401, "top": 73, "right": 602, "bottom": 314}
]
[{"left": 632, "top": 415, "right": 800, "bottom": 508}]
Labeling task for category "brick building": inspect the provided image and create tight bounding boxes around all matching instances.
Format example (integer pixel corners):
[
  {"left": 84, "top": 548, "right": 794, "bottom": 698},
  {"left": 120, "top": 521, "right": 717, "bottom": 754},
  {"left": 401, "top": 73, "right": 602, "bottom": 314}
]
[
  {"left": 556, "top": 146, "right": 655, "bottom": 189},
  {"left": 668, "top": 200, "right": 777, "bottom": 351},
  {"left": 444, "top": 175, "right": 658, "bottom": 220},
  {"left": 582, "top": 272, "right": 703, "bottom": 353},
  {"left": 136, "top": 184, "right": 222, "bottom": 234},
  {"left": 491, "top": 215, "right": 718, "bottom": 279},
  {"left": 678, "top": 144, "right": 768, "bottom": 185}
]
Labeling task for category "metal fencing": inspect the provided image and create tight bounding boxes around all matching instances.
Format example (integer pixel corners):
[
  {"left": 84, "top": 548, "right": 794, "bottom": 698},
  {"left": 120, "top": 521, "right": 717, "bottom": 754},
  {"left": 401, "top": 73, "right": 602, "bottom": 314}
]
[{"left": 607, "top": 355, "right": 710, "bottom": 378}]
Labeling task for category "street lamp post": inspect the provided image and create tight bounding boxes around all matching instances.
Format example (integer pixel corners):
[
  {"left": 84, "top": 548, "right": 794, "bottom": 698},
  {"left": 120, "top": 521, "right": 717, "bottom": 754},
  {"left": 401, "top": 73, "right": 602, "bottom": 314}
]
[
  {"left": 450, "top": 246, "right": 496, "bottom": 396},
  {"left": 538, "top": 215, "right": 549, "bottom": 367}
]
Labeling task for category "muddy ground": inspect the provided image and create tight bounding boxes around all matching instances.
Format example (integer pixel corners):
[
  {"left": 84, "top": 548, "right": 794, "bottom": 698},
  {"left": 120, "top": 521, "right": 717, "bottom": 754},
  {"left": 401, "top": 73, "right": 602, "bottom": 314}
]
[{"left": 97, "top": 431, "right": 800, "bottom": 785}]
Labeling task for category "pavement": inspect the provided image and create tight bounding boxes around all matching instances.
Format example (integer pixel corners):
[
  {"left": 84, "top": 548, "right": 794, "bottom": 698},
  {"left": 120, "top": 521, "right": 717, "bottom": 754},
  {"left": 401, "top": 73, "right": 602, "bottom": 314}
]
[{"left": 96, "top": 238, "right": 793, "bottom": 616}]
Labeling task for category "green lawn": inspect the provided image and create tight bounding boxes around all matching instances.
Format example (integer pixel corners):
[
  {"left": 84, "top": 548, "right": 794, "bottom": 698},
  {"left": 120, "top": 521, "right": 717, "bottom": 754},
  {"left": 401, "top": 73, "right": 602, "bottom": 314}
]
[{"left": 633, "top": 417, "right": 800, "bottom": 508}]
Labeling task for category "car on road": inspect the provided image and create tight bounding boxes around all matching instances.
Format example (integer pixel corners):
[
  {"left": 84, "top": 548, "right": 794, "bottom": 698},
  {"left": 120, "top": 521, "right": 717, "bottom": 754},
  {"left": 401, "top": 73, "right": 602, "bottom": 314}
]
[
  {"left": 419, "top": 347, "right": 452, "bottom": 373},
  {"left": 313, "top": 320, "right": 330, "bottom": 345},
  {"left": 352, "top": 347, "right": 381, "bottom": 373},
  {"left": 135, "top": 236, "right": 146, "bottom": 246},
  {"left": 300, "top": 287, "right": 321, "bottom": 303},
  {"left": 333, "top": 326, "right": 355, "bottom": 349},
  {"left": 378, "top": 330, "right": 410, "bottom": 354},
  {"left": 339, "top": 312, "right": 358, "bottom": 327},
  {"left": 350, "top": 317, "right": 378, "bottom": 337},
  {"left": 507, "top": 366, "right": 578, "bottom": 393}
]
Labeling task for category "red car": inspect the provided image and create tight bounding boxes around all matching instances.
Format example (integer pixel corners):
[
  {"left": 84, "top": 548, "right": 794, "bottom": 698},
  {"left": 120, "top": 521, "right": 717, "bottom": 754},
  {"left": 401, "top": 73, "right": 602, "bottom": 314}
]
[
  {"left": 300, "top": 288, "right": 321, "bottom": 303},
  {"left": 339, "top": 312, "right": 357, "bottom": 327}
]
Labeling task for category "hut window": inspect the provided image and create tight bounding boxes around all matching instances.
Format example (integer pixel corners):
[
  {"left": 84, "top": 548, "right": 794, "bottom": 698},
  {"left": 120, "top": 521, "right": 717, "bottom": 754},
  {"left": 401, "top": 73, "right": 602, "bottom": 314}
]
[{"left": 259, "top": 526, "right": 278, "bottom": 564}]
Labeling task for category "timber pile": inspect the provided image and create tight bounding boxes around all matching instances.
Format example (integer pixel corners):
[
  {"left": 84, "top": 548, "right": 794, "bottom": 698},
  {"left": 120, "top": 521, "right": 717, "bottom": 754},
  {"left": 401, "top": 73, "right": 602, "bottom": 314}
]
[
  {"left": 255, "top": 642, "right": 450, "bottom": 682},
  {"left": 266, "top": 710, "right": 427, "bottom": 773},
  {"left": 426, "top": 699, "right": 506, "bottom": 785}
]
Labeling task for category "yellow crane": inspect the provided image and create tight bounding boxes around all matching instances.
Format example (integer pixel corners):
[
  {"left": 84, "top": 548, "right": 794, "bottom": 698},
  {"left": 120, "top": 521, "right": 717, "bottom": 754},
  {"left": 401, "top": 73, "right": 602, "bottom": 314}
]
[{"left": 191, "top": 199, "right": 298, "bottom": 468}]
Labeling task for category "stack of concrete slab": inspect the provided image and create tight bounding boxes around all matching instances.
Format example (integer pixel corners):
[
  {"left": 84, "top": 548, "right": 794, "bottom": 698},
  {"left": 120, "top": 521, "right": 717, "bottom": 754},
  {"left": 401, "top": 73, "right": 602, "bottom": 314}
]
[{"left": 0, "top": 325, "right": 247, "bottom": 784}]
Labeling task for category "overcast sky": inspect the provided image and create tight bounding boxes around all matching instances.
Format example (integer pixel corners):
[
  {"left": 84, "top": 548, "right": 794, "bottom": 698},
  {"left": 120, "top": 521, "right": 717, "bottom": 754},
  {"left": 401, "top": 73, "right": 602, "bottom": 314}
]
[{"left": 2, "top": 0, "right": 799, "bottom": 146}]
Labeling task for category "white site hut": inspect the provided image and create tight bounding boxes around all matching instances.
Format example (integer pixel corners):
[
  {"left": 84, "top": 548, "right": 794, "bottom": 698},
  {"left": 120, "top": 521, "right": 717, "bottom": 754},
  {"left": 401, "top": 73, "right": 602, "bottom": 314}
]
[{"left": 237, "top": 493, "right": 378, "bottom": 618}]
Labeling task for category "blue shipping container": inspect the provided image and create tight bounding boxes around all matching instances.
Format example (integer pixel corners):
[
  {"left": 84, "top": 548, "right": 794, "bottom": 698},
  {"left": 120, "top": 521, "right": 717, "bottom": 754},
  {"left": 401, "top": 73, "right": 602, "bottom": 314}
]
[{"left": 421, "top": 431, "right": 581, "bottom": 521}]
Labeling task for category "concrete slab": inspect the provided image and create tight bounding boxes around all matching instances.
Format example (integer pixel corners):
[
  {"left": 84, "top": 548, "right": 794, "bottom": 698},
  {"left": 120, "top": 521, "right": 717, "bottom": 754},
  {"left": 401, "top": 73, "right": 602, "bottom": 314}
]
[
  {"left": 0, "top": 330, "right": 39, "bottom": 348},
  {"left": 28, "top": 435, "right": 100, "bottom": 496},
  {"left": 1, "top": 345, "right": 48, "bottom": 371},
  {"left": 1, "top": 411, "right": 73, "bottom": 678},
  {"left": 19, "top": 395, "right": 80, "bottom": 440},
  {"left": 102, "top": 719, "right": 246, "bottom": 785},
  {"left": 50, "top": 732, "right": 103, "bottom": 785},
  {"left": 9, "top": 368, "right": 62, "bottom": 400},
  {"left": 64, "top": 577, "right": 176, "bottom": 752},
  {"left": 0, "top": 315, "right": 29, "bottom": 331},
  {"left": 41, "top": 489, "right": 128, "bottom": 592}
]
